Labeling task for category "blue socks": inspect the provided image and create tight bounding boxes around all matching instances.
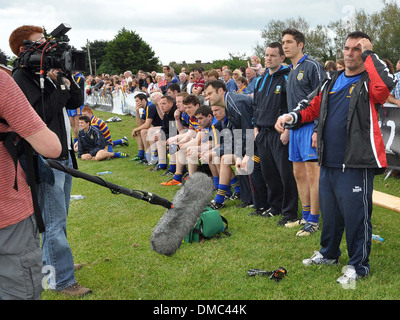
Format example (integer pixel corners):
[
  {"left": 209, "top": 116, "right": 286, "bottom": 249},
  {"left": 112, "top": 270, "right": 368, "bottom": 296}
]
[
  {"left": 173, "top": 173, "right": 183, "bottom": 182},
  {"left": 307, "top": 213, "right": 320, "bottom": 224},
  {"left": 302, "top": 205, "right": 319, "bottom": 223},
  {"left": 302, "top": 205, "right": 310, "bottom": 221},
  {"left": 213, "top": 177, "right": 219, "bottom": 190},
  {"left": 138, "top": 150, "right": 144, "bottom": 158},
  {"left": 230, "top": 177, "right": 240, "bottom": 193},
  {"left": 214, "top": 184, "right": 230, "bottom": 204}
]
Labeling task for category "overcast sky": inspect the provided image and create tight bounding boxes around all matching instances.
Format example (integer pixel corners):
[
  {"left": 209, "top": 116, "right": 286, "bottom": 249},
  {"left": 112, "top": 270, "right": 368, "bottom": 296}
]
[{"left": 0, "top": 0, "right": 386, "bottom": 66}]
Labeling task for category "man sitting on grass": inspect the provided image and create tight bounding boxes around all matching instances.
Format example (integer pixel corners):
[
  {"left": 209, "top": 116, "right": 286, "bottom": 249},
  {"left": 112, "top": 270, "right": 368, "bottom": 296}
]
[
  {"left": 74, "top": 106, "right": 129, "bottom": 152},
  {"left": 78, "top": 116, "right": 129, "bottom": 161}
]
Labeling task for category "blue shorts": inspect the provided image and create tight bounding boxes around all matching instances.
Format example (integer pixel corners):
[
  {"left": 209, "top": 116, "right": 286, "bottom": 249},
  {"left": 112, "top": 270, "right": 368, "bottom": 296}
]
[
  {"left": 67, "top": 106, "right": 83, "bottom": 117},
  {"left": 289, "top": 122, "right": 318, "bottom": 162}
]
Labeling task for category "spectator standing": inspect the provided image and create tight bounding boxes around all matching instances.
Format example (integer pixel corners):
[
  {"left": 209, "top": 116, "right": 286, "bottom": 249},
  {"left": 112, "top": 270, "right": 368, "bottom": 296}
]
[
  {"left": 222, "top": 69, "right": 239, "bottom": 92},
  {"left": 281, "top": 28, "right": 325, "bottom": 232},
  {"left": 253, "top": 42, "right": 299, "bottom": 222}
]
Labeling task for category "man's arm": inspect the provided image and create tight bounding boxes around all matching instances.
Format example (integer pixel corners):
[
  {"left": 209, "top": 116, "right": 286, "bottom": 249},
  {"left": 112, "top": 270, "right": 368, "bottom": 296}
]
[
  {"left": 25, "top": 127, "right": 61, "bottom": 158},
  {"left": 174, "top": 110, "right": 186, "bottom": 133},
  {"left": 275, "top": 92, "right": 322, "bottom": 133},
  {"left": 387, "top": 94, "right": 400, "bottom": 107},
  {"left": 361, "top": 38, "right": 397, "bottom": 104},
  {"left": 132, "top": 118, "right": 153, "bottom": 136}
]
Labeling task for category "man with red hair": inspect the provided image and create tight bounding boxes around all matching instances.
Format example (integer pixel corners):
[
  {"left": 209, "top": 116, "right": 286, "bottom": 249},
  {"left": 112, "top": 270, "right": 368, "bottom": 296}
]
[{"left": 9, "top": 25, "right": 91, "bottom": 297}]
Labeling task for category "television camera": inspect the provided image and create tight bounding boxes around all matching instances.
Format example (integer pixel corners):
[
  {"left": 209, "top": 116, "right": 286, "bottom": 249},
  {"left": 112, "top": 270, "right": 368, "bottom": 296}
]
[{"left": 17, "top": 23, "right": 87, "bottom": 74}]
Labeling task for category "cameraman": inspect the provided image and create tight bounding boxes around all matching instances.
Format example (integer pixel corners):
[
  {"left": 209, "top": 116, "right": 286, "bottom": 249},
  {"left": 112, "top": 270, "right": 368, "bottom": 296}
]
[
  {"left": 9, "top": 25, "right": 91, "bottom": 297},
  {"left": 1, "top": 69, "right": 61, "bottom": 299}
]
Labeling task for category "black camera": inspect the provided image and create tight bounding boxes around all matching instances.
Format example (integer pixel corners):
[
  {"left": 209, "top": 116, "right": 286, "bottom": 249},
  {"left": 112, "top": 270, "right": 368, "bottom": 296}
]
[{"left": 17, "top": 23, "right": 87, "bottom": 74}]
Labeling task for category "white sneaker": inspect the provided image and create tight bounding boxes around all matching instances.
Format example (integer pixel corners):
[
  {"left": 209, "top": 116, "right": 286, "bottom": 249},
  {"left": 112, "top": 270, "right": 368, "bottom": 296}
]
[
  {"left": 337, "top": 265, "right": 359, "bottom": 285},
  {"left": 296, "top": 222, "right": 319, "bottom": 236},
  {"left": 285, "top": 218, "right": 306, "bottom": 228},
  {"left": 302, "top": 251, "right": 339, "bottom": 266}
]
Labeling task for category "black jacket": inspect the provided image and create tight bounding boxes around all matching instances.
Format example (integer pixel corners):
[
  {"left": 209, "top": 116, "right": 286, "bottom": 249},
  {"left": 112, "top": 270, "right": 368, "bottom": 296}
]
[
  {"left": 78, "top": 126, "right": 109, "bottom": 158},
  {"left": 253, "top": 65, "right": 290, "bottom": 128},
  {"left": 289, "top": 50, "right": 396, "bottom": 170},
  {"left": 12, "top": 67, "right": 83, "bottom": 166},
  {"left": 224, "top": 92, "right": 254, "bottom": 157}
]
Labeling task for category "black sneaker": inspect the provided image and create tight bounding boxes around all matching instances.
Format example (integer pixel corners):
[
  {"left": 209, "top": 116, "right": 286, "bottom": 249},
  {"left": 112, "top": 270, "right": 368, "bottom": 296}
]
[
  {"left": 208, "top": 200, "right": 225, "bottom": 210},
  {"left": 236, "top": 202, "right": 254, "bottom": 208},
  {"left": 121, "top": 136, "right": 129, "bottom": 146},
  {"left": 277, "top": 216, "right": 298, "bottom": 226},
  {"left": 138, "top": 159, "right": 148, "bottom": 165},
  {"left": 230, "top": 192, "right": 241, "bottom": 200},
  {"left": 248, "top": 208, "right": 269, "bottom": 216},
  {"left": 150, "top": 165, "right": 166, "bottom": 172},
  {"left": 161, "top": 171, "right": 174, "bottom": 176},
  {"left": 131, "top": 155, "right": 144, "bottom": 161},
  {"left": 260, "top": 207, "right": 279, "bottom": 218}
]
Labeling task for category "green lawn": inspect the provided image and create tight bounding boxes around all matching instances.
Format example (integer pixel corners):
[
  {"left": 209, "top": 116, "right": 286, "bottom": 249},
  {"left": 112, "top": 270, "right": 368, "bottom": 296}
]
[{"left": 42, "top": 110, "right": 400, "bottom": 301}]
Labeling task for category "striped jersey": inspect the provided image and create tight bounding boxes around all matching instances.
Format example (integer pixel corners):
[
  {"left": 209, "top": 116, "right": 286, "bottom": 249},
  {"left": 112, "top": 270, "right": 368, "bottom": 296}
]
[{"left": 90, "top": 115, "right": 112, "bottom": 145}]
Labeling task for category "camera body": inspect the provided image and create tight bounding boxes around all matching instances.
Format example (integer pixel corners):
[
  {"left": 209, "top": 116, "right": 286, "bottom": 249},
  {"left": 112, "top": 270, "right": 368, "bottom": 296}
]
[{"left": 18, "top": 23, "right": 87, "bottom": 74}]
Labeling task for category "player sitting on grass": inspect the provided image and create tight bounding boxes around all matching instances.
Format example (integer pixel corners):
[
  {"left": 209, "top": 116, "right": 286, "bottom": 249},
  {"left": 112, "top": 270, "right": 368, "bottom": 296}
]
[{"left": 77, "top": 116, "right": 129, "bottom": 161}]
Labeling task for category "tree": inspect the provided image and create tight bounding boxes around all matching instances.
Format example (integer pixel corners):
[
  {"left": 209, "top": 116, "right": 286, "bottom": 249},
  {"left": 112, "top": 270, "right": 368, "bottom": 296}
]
[
  {"left": 256, "top": 17, "right": 334, "bottom": 62},
  {"left": 255, "top": 1, "right": 400, "bottom": 65},
  {"left": 362, "top": 0, "right": 400, "bottom": 64},
  {"left": 99, "top": 28, "right": 160, "bottom": 75}
]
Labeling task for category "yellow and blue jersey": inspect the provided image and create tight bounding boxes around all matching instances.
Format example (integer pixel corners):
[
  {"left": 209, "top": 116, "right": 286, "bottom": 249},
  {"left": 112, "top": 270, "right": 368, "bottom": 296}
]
[
  {"left": 202, "top": 117, "right": 219, "bottom": 143},
  {"left": 188, "top": 116, "right": 200, "bottom": 132},
  {"left": 90, "top": 115, "right": 112, "bottom": 145}
]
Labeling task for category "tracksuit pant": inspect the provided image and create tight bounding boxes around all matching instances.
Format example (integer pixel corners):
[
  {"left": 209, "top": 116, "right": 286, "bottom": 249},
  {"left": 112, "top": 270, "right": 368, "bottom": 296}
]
[
  {"left": 256, "top": 128, "right": 298, "bottom": 219},
  {"left": 319, "top": 166, "right": 375, "bottom": 277},
  {"left": 249, "top": 153, "right": 270, "bottom": 210}
]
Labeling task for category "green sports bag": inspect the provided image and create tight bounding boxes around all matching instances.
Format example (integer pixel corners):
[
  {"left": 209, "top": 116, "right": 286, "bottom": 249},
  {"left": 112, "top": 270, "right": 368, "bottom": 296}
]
[{"left": 184, "top": 207, "right": 230, "bottom": 243}]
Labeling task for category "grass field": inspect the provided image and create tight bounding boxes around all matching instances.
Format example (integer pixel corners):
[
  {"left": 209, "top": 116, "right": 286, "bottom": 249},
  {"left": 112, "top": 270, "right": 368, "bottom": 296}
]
[{"left": 42, "top": 109, "right": 400, "bottom": 301}]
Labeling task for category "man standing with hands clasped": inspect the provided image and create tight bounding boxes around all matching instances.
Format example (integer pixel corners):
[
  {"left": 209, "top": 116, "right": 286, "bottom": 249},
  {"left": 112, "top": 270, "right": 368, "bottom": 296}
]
[
  {"left": 253, "top": 42, "right": 298, "bottom": 222},
  {"left": 275, "top": 32, "right": 396, "bottom": 284}
]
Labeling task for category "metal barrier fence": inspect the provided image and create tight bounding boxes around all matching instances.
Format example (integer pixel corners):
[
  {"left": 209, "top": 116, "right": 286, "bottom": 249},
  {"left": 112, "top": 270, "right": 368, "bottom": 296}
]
[{"left": 85, "top": 89, "right": 139, "bottom": 116}]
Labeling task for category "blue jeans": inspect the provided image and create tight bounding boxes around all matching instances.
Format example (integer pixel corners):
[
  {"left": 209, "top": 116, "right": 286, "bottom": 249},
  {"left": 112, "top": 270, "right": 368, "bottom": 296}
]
[{"left": 38, "top": 155, "right": 76, "bottom": 290}]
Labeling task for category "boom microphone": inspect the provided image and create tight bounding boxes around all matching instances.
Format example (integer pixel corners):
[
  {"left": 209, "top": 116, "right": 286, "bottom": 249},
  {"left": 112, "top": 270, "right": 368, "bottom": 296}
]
[
  {"left": 46, "top": 159, "right": 173, "bottom": 209},
  {"left": 150, "top": 172, "right": 214, "bottom": 256}
]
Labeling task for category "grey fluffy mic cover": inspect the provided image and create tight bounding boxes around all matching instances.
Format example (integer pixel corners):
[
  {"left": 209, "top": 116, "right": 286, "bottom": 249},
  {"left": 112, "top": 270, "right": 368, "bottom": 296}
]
[{"left": 150, "top": 172, "right": 214, "bottom": 256}]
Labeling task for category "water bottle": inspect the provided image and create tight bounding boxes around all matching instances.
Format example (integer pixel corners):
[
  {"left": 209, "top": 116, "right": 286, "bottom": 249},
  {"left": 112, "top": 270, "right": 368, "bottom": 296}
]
[
  {"left": 372, "top": 234, "right": 384, "bottom": 242},
  {"left": 70, "top": 195, "right": 86, "bottom": 201},
  {"left": 97, "top": 171, "right": 112, "bottom": 175}
]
